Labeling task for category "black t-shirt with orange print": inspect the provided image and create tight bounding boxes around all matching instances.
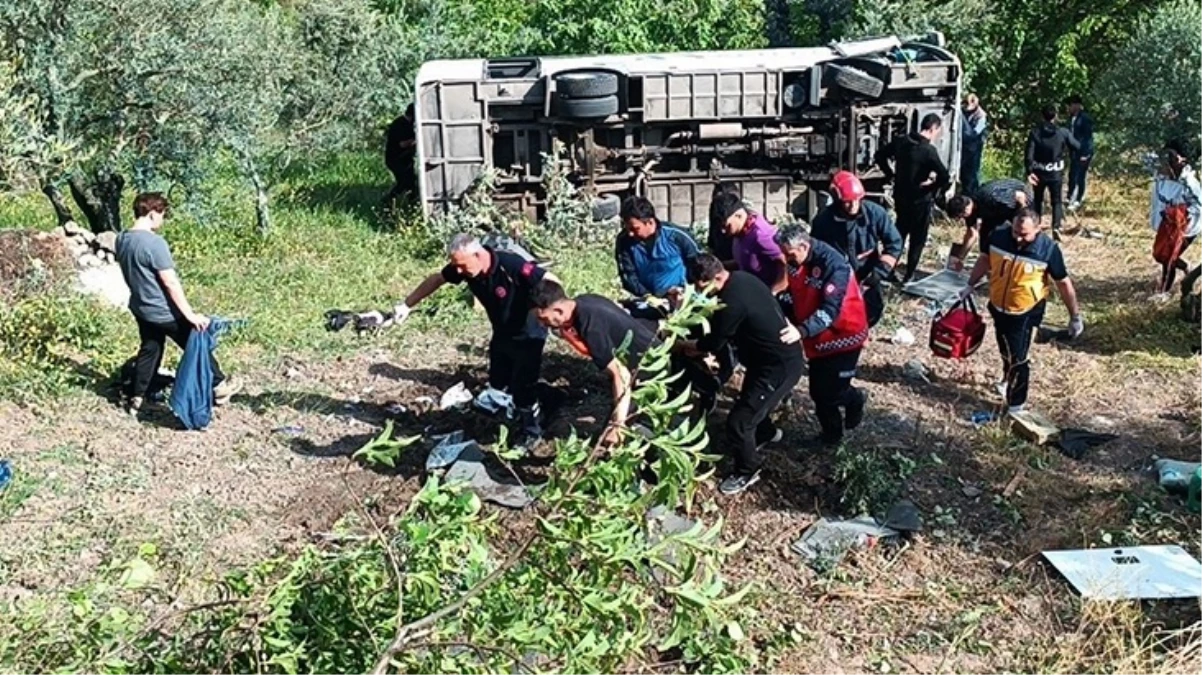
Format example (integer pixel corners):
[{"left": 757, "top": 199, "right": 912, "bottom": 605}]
[{"left": 559, "top": 295, "right": 658, "bottom": 371}]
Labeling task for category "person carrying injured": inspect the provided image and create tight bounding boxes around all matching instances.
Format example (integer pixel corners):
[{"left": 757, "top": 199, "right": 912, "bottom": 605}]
[
  {"left": 945, "top": 177, "right": 1034, "bottom": 270},
  {"left": 529, "top": 279, "right": 716, "bottom": 447},
  {"left": 775, "top": 225, "right": 870, "bottom": 447},
  {"left": 965, "top": 208, "right": 1083, "bottom": 413},
  {"left": 357, "top": 233, "right": 557, "bottom": 445},
  {"left": 810, "top": 171, "right": 903, "bottom": 327},
  {"left": 677, "top": 254, "right": 804, "bottom": 495},
  {"left": 614, "top": 196, "right": 700, "bottom": 319}
]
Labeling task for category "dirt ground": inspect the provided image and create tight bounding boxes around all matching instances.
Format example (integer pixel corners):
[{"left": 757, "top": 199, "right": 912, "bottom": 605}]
[{"left": 1, "top": 200, "right": 1199, "bottom": 672}]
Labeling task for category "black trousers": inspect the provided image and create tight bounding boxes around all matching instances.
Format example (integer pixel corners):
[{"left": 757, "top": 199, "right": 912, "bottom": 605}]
[
  {"left": 726, "top": 358, "right": 803, "bottom": 475},
  {"left": 384, "top": 154, "right": 417, "bottom": 202},
  {"left": 488, "top": 336, "right": 544, "bottom": 410},
  {"left": 989, "top": 302, "right": 1045, "bottom": 409},
  {"left": 858, "top": 277, "right": 885, "bottom": 327},
  {"left": 896, "top": 201, "right": 934, "bottom": 280},
  {"left": 1161, "top": 237, "right": 1196, "bottom": 291},
  {"left": 1033, "top": 172, "right": 1064, "bottom": 231},
  {"left": 808, "top": 348, "right": 862, "bottom": 440},
  {"left": 131, "top": 317, "right": 224, "bottom": 399},
  {"left": 1068, "top": 156, "right": 1091, "bottom": 204}
]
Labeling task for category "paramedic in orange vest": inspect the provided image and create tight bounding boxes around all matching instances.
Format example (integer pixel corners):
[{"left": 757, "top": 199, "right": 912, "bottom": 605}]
[
  {"left": 966, "top": 208, "right": 1083, "bottom": 413},
  {"left": 775, "top": 224, "right": 870, "bottom": 446}
]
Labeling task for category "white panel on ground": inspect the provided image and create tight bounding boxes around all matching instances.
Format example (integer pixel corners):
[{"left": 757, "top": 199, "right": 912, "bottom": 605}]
[{"left": 1042, "top": 545, "right": 1202, "bottom": 600}]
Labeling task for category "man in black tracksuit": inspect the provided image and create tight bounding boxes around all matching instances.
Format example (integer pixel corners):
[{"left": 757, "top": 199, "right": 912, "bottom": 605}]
[
  {"left": 683, "top": 254, "right": 804, "bottom": 496},
  {"left": 1025, "top": 104, "right": 1080, "bottom": 240},
  {"left": 875, "top": 113, "right": 951, "bottom": 282}
]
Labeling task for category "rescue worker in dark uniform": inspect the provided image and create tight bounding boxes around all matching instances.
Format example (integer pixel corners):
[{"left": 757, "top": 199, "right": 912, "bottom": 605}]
[
  {"left": 810, "top": 171, "right": 903, "bottom": 327},
  {"left": 776, "top": 225, "right": 870, "bottom": 447},
  {"left": 875, "top": 113, "right": 951, "bottom": 281},
  {"left": 681, "top": 254, "right": 804, "bottom": 495},
  {"left": 383, "top": 103, "right": 417, "bottom": 205},
  {"left": 946, "top": 177, "right": 1035, "bottom": 266},
  {"left": 1025, "top": 104, "right": 1081, "bottom": 240},
  {"left": 358, "top": 232, "right": 557, "bottom": 445}
]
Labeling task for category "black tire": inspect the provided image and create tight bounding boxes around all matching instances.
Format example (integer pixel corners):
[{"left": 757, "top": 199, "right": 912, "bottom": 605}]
[
  {"left": 591, "top": 194, "right": 621, "bottom": 222},
  {"left": 828, "top": 64, "right": 885, "bottom": 98},
  {"left": 556, "top": 95, "right": 619, "bottom": 120},
  {"left": 555, "top": 71, "right": 619, "bottom": 99}
]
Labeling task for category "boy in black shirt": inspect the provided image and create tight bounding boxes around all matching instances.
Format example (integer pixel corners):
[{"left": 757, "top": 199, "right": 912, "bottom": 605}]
[
  {"left": 680, "top": 254, "right": 804, "bottom": 495},
  {"left": 358, "top": 233, "right": 557, "bottom": 444}
]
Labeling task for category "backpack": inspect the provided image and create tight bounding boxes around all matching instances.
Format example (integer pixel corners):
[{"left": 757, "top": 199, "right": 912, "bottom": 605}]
[
  {"left": 930, "top": 295, "right": 986, "bottom": 359},
  {"left": 1153, "top": 203, "right": 1189, "bottom": 265}
]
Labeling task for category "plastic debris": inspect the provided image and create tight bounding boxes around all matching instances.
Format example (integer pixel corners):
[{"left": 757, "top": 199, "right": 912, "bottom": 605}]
[
  {"left": 439, "top": 382, "right": 473, "bottom": 410},
  {"left": 271, "top": 425, "right": 305, "bottom": 437},
  {"left": 889, "top": 327, "right": 916, "bottom": 346},
  {"left": 426, "top": 430, "right": 483, "bottom": 471},
  {"left": 1055, "top": 428, "right": 1118, "bottom": 460},
  {"left": 0, "top": 459, "right": 11, "bottom": 491},
  {"left": 383, "top": 402, "right": 407, "bottom": 415},
  {"left": 881, "top": 499, "right": 922, "bottom": 532},
  {"left": 970, "top": 410, "right": 998, "bottom": 426},
  {"left": 902, "top": 359, "right": 930, "bottom": 383},
  {"left": 1155, "top": 458, "right": 1202, "bottom": 495},
  {"left": 1043, "top": 545, "right": 1202, "bottom": 600},
  {"left": 962, "top": 485, "right": 983, "bottom": 498},
  {"left": 444, "top": 444, "right": 534, "bottom": 509},
  {"left": 791, "top": 516, "right": 900, "bottom": 570}
]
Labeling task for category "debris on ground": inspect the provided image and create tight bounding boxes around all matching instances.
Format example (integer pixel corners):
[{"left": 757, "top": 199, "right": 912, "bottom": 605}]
[
  {"left": 271, "top": 425, "right": 305, "bottom": 437},
  {"left": 791, "top": 516, "right": 900, "bottom": 571},
  {"left": 1055, "top": 428, "right": 1118, "bottom": 460},
  {"left": 1155, "top": 458, "right": 1202, "bottom": 494},
  {"left": 426, "top": 430, "right": 482, "bottom": 471},
  {"left": 1042, "top": 545, "right": 1202, "bottom": 600},
  {"left": 645, "top": 505, "right": 700, "bottom": 582},
  {"left": 383, "top": 402, "right": 407, "bottom": 415},
  {"left": 889, "top": 327, "right": 916, "bottom": 346},
  {"left": 1002, "top": 466, "right": 1028, "bottom": 498},
  {"left": 961, "top": 485, "right": 983, "bottom": 498},
  {"left": 0, "top": 459, "right": 11, "bottom": 491},
  {"left": 969, "top": 410, "right": 998, "bottom": 426},
  {"left": 473, "top": 386, "right": 514, "bottom": 417},
  {"left": 1006, "top": 408, "right": 1059, "bottom": 445},
  {"left": 439, "top": 382, "right": 473, "bottom": 410},
  {"left": 443, "top": 443, "right": 534, "bottom": 509},
  {"left": 881, "top": 499, "right": 922, "bottom": 532},
  {"left": 902, "top": 359, "right": 930, "bottom": 383},
  {"left": 901, "top": 269, "right": 982, "bottom": 308}
]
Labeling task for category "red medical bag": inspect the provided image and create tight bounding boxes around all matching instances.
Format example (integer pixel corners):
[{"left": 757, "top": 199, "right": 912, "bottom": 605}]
[{"left": 930, "top": 295, "right": 986, "bottom": 359}]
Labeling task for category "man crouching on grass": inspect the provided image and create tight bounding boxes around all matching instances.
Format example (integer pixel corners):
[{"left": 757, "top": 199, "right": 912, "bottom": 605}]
[{"left": 116, "top": 193, "right": 241, "bottom": 415}]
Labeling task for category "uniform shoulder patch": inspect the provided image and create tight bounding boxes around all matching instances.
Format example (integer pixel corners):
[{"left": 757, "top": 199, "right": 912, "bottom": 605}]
[
  {"left": 825, "top": 283, "right": 836, "bottom": 295},
  {"left": 521, "top": 262, "right": 536, "bottom": 277}
]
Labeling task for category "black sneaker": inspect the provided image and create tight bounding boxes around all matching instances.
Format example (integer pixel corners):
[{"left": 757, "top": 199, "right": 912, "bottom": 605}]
[
  {"left": 718, "top": 471, "right": 761, "bottom": 495},
  {"left": 844, "top": 389, "right": 868, "bottom": 430}
]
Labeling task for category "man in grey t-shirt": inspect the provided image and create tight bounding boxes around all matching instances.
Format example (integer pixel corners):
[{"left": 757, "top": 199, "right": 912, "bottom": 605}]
[{"left": 115, "top": 193, "right": 240, "bottom": 415}]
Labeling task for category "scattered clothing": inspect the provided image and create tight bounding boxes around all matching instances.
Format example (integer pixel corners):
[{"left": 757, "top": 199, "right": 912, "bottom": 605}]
[
  {"left": 1055, "top": 428, "right": 1117, "bottom": 460},
  {"left": 169, "top": 317, "right": 243, "bottom": 430},
  {"left": 732, "top": 213, "right": 785, "bottom": 288},
  {"left": 615, "top": 222, "right": 699, "bottom": 297},
  {"left": 132, "top": 317, "right": 225, "bottom": 404}
]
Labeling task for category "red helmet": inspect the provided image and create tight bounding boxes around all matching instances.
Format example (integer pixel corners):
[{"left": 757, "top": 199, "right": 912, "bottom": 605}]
[{"left": 830, "top": 171, "right": 866, "bottom": 202}]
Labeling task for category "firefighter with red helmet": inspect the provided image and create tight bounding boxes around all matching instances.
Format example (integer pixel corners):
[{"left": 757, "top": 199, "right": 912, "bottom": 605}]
[
  {"left": 775, "top": 224, "right": 870, "bottom": 446},
  {"left": 810, "top": 171, "right": 903, "bottom": 326}
]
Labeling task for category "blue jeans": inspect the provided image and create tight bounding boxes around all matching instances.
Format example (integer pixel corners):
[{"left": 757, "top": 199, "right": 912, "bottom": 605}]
[{"left": 960, "top": 146, "right": 983, "bottom": 195}]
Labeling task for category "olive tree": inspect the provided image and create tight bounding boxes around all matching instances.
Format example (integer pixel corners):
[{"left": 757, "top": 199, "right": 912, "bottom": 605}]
[{"left": 1094, "top": 0, "right": 1202, "bottom": 153}]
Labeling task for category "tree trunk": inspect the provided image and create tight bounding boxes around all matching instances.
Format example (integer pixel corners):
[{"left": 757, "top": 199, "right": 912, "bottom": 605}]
[
  {"left": 246, "top": 159, "right": 271, "bottom": 236},
  {"left": 68, "top": 169, "right": 125, "bottom": 233},
  {"left": 41, "top": 182, "right": 76, "bottom": 226}
]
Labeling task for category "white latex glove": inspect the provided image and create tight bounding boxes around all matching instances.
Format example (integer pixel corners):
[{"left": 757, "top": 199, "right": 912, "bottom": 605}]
[
  {"left": 780, "top": 324, "right": 802, "bottom": 344},
  {"left": 1069, "top": 314, "right": 1085, "bottom": 338},
  {"left": 392, "top": 302, "right": 411, "bottom": 323}
]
